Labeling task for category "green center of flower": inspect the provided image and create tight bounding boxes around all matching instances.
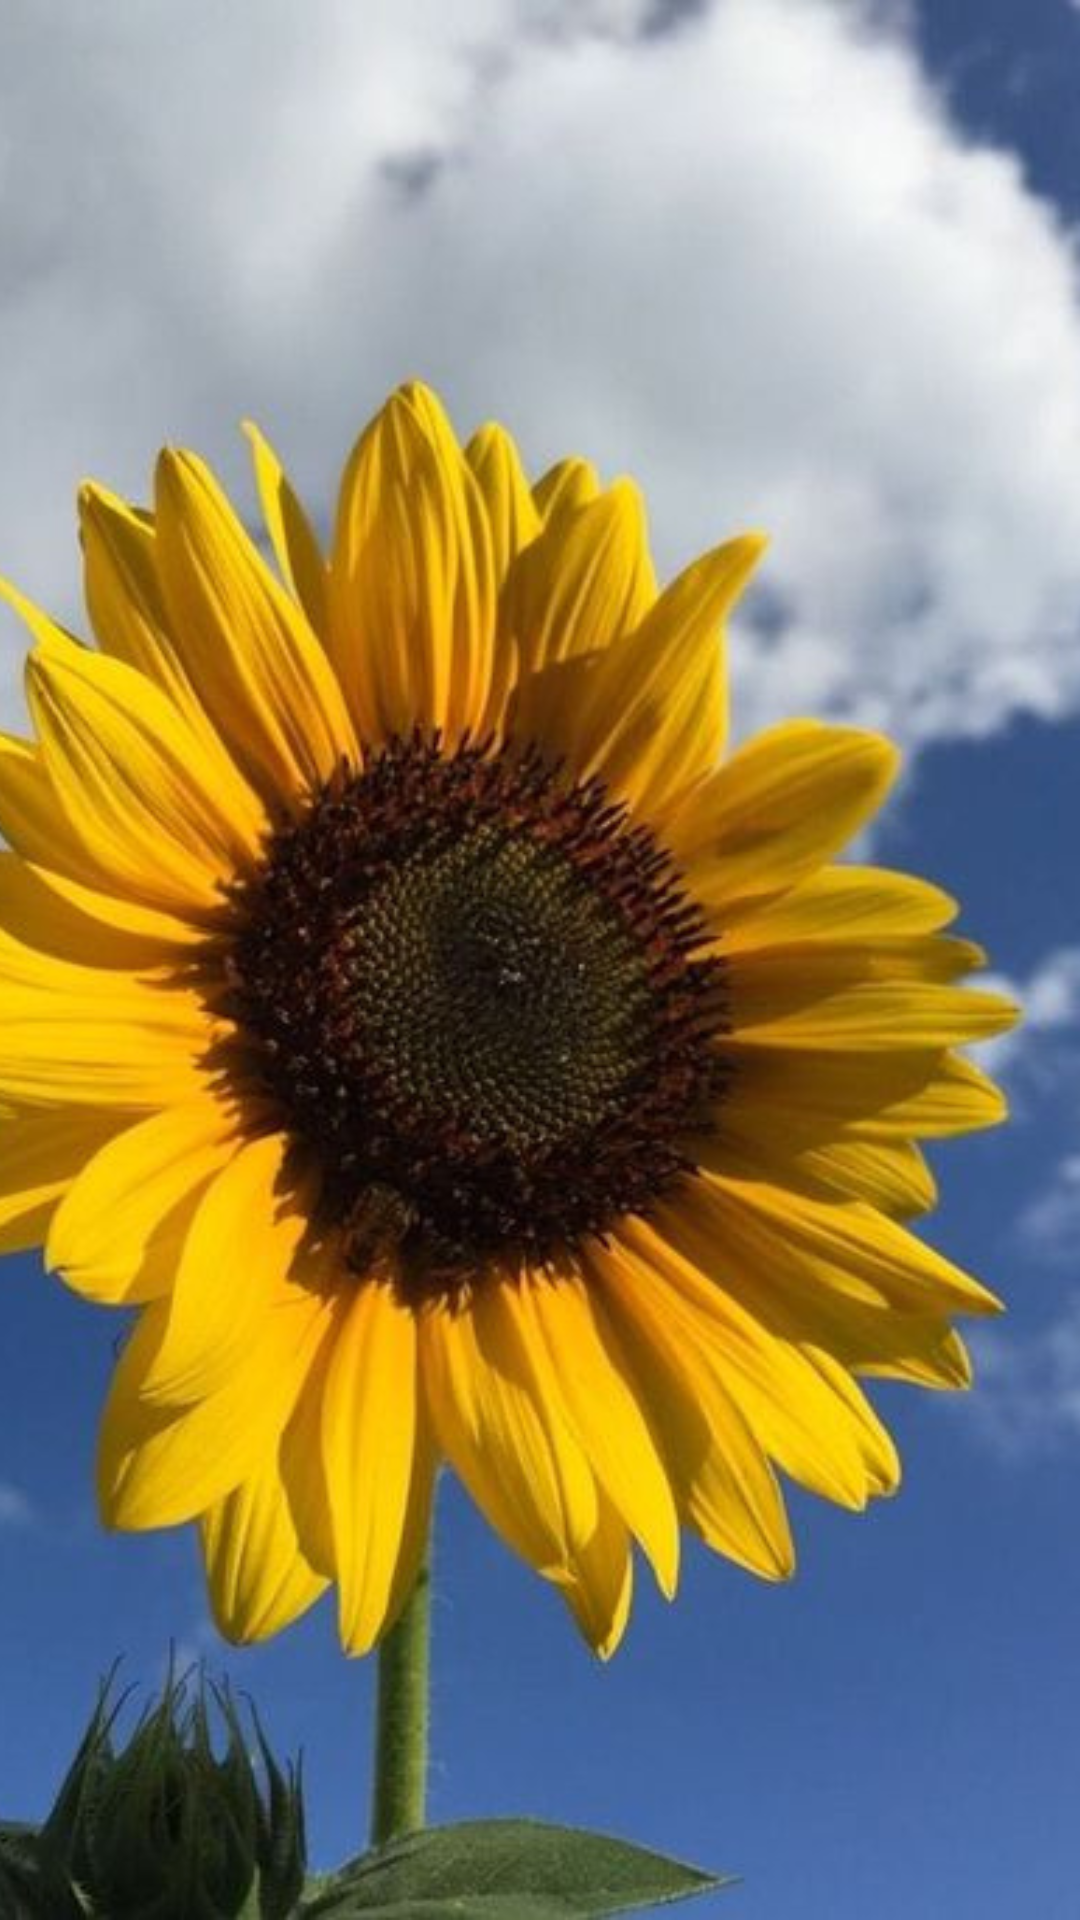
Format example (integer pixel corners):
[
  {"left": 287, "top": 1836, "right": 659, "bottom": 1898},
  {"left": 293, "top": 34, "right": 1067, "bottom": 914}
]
[
  {"left": 226, "top": 736, "right": 725, "bottom": 1289},
  {"left": 341, "top": 824, "right": 656, "bottom": 1150}
]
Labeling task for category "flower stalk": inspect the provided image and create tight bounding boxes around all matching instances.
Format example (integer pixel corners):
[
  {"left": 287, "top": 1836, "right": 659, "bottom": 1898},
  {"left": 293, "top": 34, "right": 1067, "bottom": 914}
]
[{"left": 370, "top": 1556, "right": 432, "bottom": 1848}]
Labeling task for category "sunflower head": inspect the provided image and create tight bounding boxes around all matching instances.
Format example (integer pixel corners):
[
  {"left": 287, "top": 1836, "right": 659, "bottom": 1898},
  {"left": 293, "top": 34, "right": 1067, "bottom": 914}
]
[
  {"left": 223, "top": 730, "right": 727, "bottom": 1290},
  {"left": 0, "top": 382, "right": 1016, "bottom": 1658}
]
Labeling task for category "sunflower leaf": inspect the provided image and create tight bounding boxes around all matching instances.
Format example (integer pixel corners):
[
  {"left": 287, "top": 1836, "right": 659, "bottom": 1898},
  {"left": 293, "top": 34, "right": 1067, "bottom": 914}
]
[{"left": 300, "top": 1819, "right": 731, "bottom": 1917}]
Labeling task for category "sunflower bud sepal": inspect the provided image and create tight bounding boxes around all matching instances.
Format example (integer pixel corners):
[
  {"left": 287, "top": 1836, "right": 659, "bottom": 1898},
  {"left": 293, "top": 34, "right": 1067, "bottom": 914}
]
[
  {"left": 0, "top": 1820, "right": 85, "bottom": 1920},
  {"left": 25, "top": 1666, "right": 305, "bottom": 1919},
  {"left": 299, "top": 1818, "right": 732, "bottom": 1917}
]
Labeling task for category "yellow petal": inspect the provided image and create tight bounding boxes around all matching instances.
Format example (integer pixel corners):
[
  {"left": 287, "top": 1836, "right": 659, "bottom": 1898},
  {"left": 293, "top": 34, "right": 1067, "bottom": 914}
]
[
  {"left": 511, "top": 1276, "right": 679, "bottom": 1596},
  {"left": 0, "top": 1021, "right": 208, "bottom": 1107},
  {"left": 0, "top": 956, "right": 214, "bottom": 1108},
  {"left": 666, "top": 1167, "right": 1001, "bottom": 1328},
  {"left": 802, "top": 1347, "right": 900, "bottom": 1495},
  {"left": 48, "top": 1099, "right": 243, "bottom": 1303},
  {"left": 712, "top": 1123, "right": 938, "bottom": 1218},
  {"left": 532, "top": 458, "right": 600, "bottom": 524},
  {"left": 798, "top": 1136, "right": 938, "bottom": 1218},
  {"left": 0, "top": 1107, "right": 122, "bottom": 1254},
  {"left": 243, "top": 421, "right": 329, "bottom": 639},
  {"left": 201, "top": 1452, "right": 329, "bottom": 1644},
  {"left": 724, "top": 939, "right": 990, "bottom": 1048},
  {"left": 722, "top": 1044, "right": 1005, "bottom": 1144},
  {"left": 465, "top": 423, "right": 543, "bottom": 584},
  {"left": 278, "top": 1333, "right": 337, "bottom": 1579},
  {"left": 25, "top": 630, "right": 260, "bottom": 913},
  {"left": 420, "top": 1281, "right": 599, "bottom": 1578},
  {"left": 555, "top": 1494, "right": 634, "bottom": 1660},
  {"left": 859, "top": 1327, "right": 973, "bottom": 1391},
  {"left": 0, "top": 732, "right": 159, "bottom": 900},
  {"left": 0, "top": 734, "right": 72, "bottom": 873},
  {"left": 380, "top": 1410, "right": 440, "bottom": 1647},
  {"left": 321, "top": 1279, "right": 433, "bottom": 1656},
  {"left": 8, "top": 576, "right": 263, "bottom": 865},
  {"left": 79, "top": 483, "right": 284, "bottom": 793},
  {"left": 0, "top": 853, "right": 205, "bottom": 969},
  {"left": 588, "top": 1242, "right": 794, "bottom": 1579},
  {"left": 555, "top": 534, "right": 767, "bottom": 815},
  {"left": 79, "top": 485, "right": 191, "bottom": 703},
  {"left": 465, "top": 422, "right": 543, "bottom": 732},
  {"left": 30, "top": 862, "right": 208, "bottom": 948},
  {"left": 611, "top": 1219, "right": 900, "bottom": 1511},
  {"left": 98, "top": 1276, "right": 332, "bottom": 1529},
  {"left": 722, "top": 866, "right": 959, "bottom": 949},
  {"left": 724, "top": 977, "right": 1017, "bottom": 1052},
  {"left": 137, "top": 1133, "right": 312, "bottom": 1406},
  {"left": 668, "top": 722, "right": 901, "bottom": 913},
  {"left": 155, "top": 448, "right": 356, "bottom": 799},
  {"left": 0, "top": 929, "right": 172, "bottom": 995},
  {"left": 503, "top": 481, "right": 657, "bottom": 691},
  {"left": 856, "top": 1052, "right": 1008, "bottom": 1138},
  {"left": 329, "top": 382, "right": 495, "bottom": 745}
]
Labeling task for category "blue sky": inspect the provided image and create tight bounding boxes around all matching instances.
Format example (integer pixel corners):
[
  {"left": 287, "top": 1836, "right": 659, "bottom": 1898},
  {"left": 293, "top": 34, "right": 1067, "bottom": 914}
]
[{"left": 2, "top": 3, "right": 1080, "bottom": 1916}]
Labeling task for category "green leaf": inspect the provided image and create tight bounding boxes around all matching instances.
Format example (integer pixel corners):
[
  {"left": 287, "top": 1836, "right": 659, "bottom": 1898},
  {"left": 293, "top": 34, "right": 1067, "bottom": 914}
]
[{"left": 301, "top": 1819, "right": 732, "bottom": 1918}]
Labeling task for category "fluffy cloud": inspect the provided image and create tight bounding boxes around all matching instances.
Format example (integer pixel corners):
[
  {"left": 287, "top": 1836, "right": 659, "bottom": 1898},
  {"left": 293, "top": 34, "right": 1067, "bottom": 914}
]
[
  {"left": 1020, "top": 1153, "right": 1080, "bottom": 1258},
  {"left": 960, "top": 945, "right": 1080, "bottom": 1456},
  {"left": 0, "top": 1482, "right": 33, "bottom": 1527},
  {"left": 2, "top": 0, "right": 1080, "bottom": 750},
  {"left": 971, "top": 945, "right": 1080, "bottom": 1260},
  {"left": 966, "top": 1303, "right": 1080, "bottom": 1460},
  {"left": 975, "top": 947, "right": 1080, "bottom": 1085}
]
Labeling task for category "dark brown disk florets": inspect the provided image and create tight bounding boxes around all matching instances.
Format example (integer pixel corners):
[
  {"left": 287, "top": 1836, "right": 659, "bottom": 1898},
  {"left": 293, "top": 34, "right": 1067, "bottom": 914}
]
[{"left": 225, "top": 734, "right": 726, "bottom": 1291}]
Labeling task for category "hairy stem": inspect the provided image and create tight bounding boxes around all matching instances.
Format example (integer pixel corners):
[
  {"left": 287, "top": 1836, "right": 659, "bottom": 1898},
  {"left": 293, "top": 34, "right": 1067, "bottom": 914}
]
[{"left": 369, "top": 1557, "right": 431, "bottom": 1848}]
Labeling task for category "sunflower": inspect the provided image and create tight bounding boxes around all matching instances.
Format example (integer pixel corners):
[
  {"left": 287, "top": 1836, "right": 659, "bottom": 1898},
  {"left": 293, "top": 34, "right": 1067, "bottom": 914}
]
[{"left": 0, "top": 383, "right": 1015, "bottom": 1657}]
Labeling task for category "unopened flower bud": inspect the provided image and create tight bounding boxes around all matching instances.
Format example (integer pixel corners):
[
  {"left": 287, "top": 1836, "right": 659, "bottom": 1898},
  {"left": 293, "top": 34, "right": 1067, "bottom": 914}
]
[{"left": 39, "top": 1666, "right": 305, "bottom": 1919}]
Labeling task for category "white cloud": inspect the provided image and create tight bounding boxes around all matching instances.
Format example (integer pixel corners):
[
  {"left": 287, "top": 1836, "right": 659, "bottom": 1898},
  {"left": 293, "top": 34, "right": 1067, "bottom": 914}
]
[
  {"left": 2, "top": 0, "right": 1080, "bottom": 751},
  {"left": 963, "top": 954, "right": 1080, "bottom": 1453},
  {"left": 974, "top": 947, "right": 1080, "bottom": 1083},
  {"left": 966, "top": 1303, "right": 1080, "bottom": 1460},
  {"left": 1020, "top": 1153, "right": 1080, "bottom": 1258},
  {"left": 1020, "top": 951, "right": 1080, "bottom": 1029},
  {"left": 0, "top": 1481, "right": 34, "bottom": 1527},
  {"left": 960, "top": 958, "right": 1080, "bottom": 1450},
  {"left": 165, "top": 1616, "right": 223, "bottom": 1685},
  {"left": 968, "top": 946, "right": 1080, "bottom": 1270}
]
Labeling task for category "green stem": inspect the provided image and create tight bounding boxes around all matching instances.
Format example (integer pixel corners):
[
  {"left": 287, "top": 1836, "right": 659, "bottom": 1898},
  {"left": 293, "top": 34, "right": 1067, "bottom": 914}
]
[{"left": 369, "top": 1556, "right": 432, "bottom": 1848}]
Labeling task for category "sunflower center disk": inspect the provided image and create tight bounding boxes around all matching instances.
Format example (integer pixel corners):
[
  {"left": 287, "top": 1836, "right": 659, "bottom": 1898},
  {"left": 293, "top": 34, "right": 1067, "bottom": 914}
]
[{"left": 228, "top": 737, "right": 725, "bottom": 1289}]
